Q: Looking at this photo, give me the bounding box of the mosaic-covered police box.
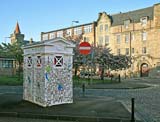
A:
[22,37,75,107]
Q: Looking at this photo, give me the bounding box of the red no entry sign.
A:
[79,42,91,55]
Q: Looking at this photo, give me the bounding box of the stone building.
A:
[0,22,33,76]
[41,3,160,78]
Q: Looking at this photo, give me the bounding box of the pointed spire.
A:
[14,22,21,34]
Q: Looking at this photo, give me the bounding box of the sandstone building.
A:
[41,3,160,77]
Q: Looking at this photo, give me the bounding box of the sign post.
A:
[79,42,92,87]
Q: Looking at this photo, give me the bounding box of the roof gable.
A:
[23,37,75,49]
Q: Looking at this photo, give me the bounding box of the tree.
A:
[94,46,113,80]
[0,40,23,79]
[94,45,132,80]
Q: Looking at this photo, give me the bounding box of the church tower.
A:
[10,22,24,44]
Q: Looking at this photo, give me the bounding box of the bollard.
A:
[131,98,135,122]
[118,74,121,83]
[82,83,85,97]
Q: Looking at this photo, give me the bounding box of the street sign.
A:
[79,42,91,55]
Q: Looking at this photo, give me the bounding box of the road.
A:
[0,77,160,122]
[75,78,160,122]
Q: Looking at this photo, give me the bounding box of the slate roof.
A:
[111,6,153,26]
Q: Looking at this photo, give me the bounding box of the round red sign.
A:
[78,42,91,55]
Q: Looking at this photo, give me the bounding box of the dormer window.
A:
[140,17,147,26]
[124,20,130,28]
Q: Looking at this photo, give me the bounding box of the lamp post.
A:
[72,21,79,26]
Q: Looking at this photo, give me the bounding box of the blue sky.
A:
[0,0,159,44]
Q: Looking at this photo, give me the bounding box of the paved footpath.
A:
[0,117,75,122]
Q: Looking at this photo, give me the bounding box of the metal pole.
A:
[131,98,135,122]
[82,83,85,97]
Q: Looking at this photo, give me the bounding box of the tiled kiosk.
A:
[22,38,75,107]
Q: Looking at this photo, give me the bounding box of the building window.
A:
[98,36,103,46]
[117,49,121,55]
[84,37,90,42]
[57,31,63,37]
[140,17,147,26]
[74,27,82,35]
[84,25,92,33]
[105,35,109,45]
[131,33,135,41]
[125,34,130,43]
[124,20,130,28]
[66,29,72,36]
[105,24,108,32]
[49,32,56,39]
[42,34,48,40]
[116,34,121,44]
[54,56,63,67]
[99,25,103,32]
[1,60,13,68]
[126,48,129,55]
[142,32,147,41]
[132,48,134,54]
[142,47,147,54]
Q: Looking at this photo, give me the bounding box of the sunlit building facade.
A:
[41,3,160,78]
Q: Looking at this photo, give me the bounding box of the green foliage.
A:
[0,40,24,79]
[0,41,23,63]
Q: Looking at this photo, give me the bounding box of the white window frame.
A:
[140,17,147,26]
[124,20,130,28]
[105,24,108,32]
[105,35,109,45]
[142,32,147,41]
[98,36,103,46]
[74,27,82,35]
[126,48,129,55]
[57,31,63,37]
[42,34,48,41]
[49,32,56,39]
[84,25,92,33]
[116,34,121,44]
[99,25,103,32]
[125,34,130,43]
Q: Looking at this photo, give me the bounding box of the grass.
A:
[0,75,23,85]
[73,76,115,87]
[0,75,115,86]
